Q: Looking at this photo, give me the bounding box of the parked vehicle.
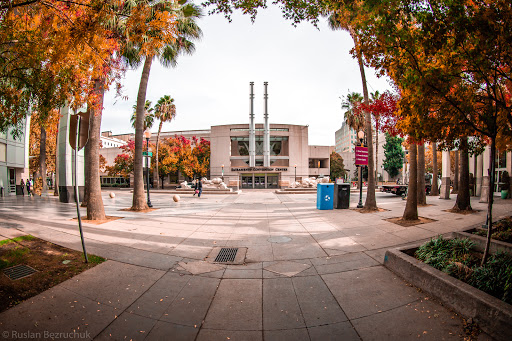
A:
[381,174,435,196]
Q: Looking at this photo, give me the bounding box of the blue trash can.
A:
[317,183,334,210]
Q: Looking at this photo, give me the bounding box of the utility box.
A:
[317,183,334,210]
[334,183,350,209]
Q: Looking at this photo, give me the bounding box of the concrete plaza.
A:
[0,190,509,340]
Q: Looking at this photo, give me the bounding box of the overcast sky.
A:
[100,4,392,146]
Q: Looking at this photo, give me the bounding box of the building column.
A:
[57,105,85,203]
[249,82,255,167]
[469,154,475,196]
[480,146,490,203]
[476,152,483,197]
[440,150,451,199]
[507,151,512,197]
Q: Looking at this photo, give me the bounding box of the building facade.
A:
[335,121,394,182]
[209,123,329,189]
[0,118,30,196]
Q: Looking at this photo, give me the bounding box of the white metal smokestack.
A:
[263,82,270,167]
[249,82,256,167]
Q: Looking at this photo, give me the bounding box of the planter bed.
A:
[456,229,512,254]
[384,234,512,341]
[463,216,512,245]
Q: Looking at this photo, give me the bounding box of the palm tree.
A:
[122,0,202,211]
[341,92,364,132]
[342,92,364,189]
[371,90,381,185]
[430,143,439,196]
[154,95,176,188]
[131,100,155,130]
[329,12,377,210]
[417,143,426,205]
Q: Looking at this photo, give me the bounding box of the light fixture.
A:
[144,129,152,139]
[357,130,364,140]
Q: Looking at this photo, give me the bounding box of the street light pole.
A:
[357,130,365,208]
[144,129,152,208]
[294,164,297,184]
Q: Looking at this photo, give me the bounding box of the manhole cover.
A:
[268,236,292,243]
[215,248,239,263]
[3,265,38,280]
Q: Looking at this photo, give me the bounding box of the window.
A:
[230,128,289,132]
[0,142,6,162]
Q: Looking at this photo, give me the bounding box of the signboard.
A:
[69,111,90,151]
[355,146,368,166]
[142,152,153,156]
[231,167,288,172]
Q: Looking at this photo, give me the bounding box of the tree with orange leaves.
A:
[192,137,211,178]
[122,0,202,211]
[353,0,512,263]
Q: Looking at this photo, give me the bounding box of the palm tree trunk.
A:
[482,136,497,265]
[417,143,426,205]
[39,126,47,194]
[403,144,418,220]
[453,137,471,212]
[82,133,90,207]
[452,150,459,193]
[132,57,153,211]
[86,78,106,220]
[154,120,163,189]
[375,123,379,186]
[430,143,439,196]
[350,29,376,210]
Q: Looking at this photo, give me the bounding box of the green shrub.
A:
[473,217,512,243]
[417,237,512,304]
[415,236,475,271]
[470,252,512,304]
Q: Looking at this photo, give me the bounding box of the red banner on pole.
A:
[355,146,368,166]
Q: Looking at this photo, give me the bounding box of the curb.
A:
[384,239,512,341]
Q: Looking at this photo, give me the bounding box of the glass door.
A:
[241,175,253,189]
[267,175,278,189]
[254,175,266,189]
[8,168,15,194]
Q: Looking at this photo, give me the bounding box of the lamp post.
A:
[357,130,365,208]
[144,129,152,208]
[221,164,224,182]
[294,164,297,184]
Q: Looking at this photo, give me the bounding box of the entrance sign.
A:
[232,167,287,172]
[355,146,368,166]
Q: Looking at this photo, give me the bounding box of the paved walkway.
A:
[0,190,509,340]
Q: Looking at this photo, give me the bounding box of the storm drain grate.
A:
[214,248,239,263]
[3,265,38,280]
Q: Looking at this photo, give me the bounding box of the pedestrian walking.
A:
[20,179,25,196]
[26,179,31,197]
[194,178,203,198]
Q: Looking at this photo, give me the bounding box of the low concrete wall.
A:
[456,229,512,254]
[384,239,512,341]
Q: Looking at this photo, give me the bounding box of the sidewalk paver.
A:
[1,190,508,340]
